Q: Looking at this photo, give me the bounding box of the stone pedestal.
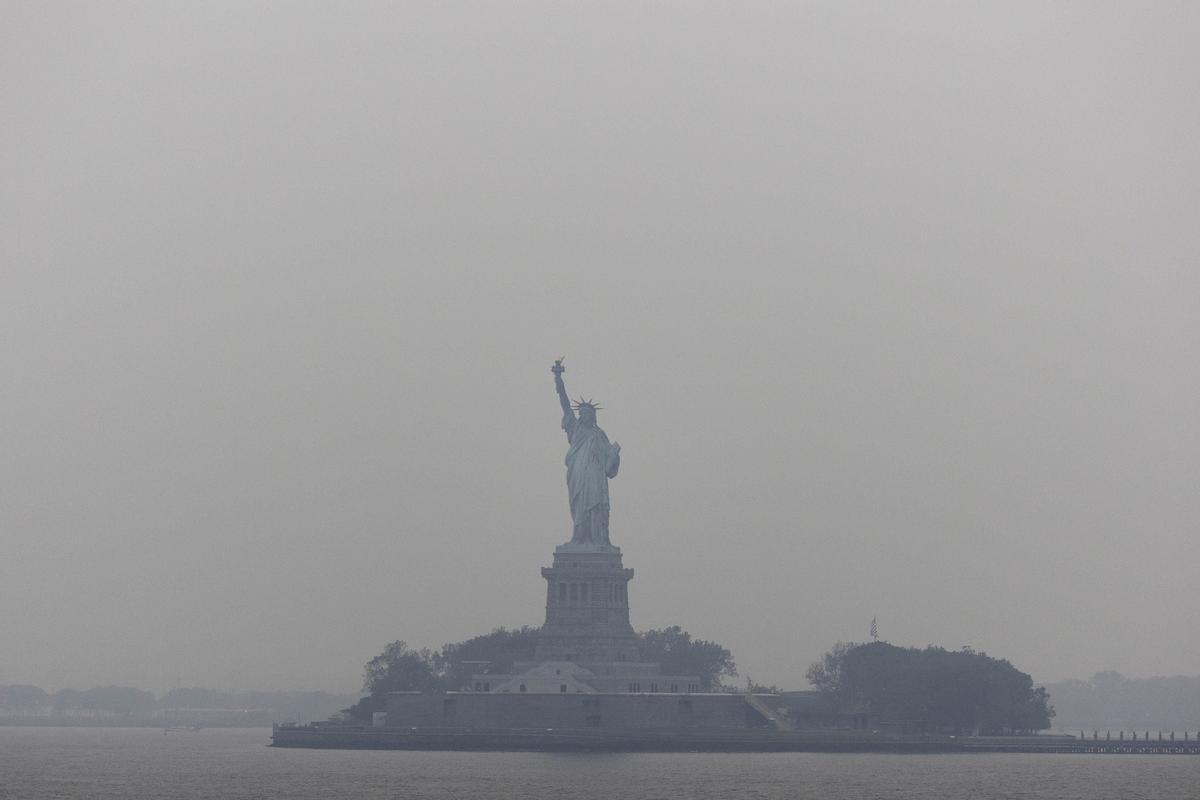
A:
[470,540,701,695]
[535,544,640,663]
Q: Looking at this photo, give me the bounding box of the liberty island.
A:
[270,362,1194,754]
[275,360,846,745]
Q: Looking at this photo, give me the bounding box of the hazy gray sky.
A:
[2,2,1197,694]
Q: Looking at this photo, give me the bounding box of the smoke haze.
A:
[2,2,1197,693]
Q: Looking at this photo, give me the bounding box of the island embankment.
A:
[270,725,1200,754]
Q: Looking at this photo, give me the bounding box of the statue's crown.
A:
[572,397,602,413]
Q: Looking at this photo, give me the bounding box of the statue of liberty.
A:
[552,359,620,547]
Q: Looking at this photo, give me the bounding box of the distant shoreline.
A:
[0,719,275,729]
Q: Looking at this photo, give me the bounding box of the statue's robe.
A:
[563,411,620,545]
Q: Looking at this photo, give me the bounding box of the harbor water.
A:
[2,726,1198,799]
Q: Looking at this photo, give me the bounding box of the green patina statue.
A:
[552,359,620,548]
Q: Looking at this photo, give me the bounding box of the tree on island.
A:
[807,641,1054,734]
[638,626,737,690]
[434,627,541,691]
[343,640,442,720]
[343,626,738,720]
[343,631,537,720]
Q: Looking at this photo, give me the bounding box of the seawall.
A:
[270,725,1200,754]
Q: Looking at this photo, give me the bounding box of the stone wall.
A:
[386,691,757,730]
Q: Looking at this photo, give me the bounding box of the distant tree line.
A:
[0,684,358,723]
[344,626,737,721]
[1042,671,1200,731]
[0,685,156,715]
[807,641,1054,734]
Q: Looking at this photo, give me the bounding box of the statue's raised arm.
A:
[552,358,573,425]
[550,359,619,549]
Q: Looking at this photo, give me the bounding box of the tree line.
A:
[807,641,1054,734]
[0,684,358,722]
[344,626,737,720]
[1042,671,1200,731]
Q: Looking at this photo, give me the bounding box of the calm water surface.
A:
[2,727,1198,800]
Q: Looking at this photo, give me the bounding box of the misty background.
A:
[2,2,1197,697]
